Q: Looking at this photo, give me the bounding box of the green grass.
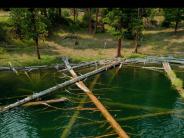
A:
[0,11,184,66]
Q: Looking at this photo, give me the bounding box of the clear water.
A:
[0,66,184,138]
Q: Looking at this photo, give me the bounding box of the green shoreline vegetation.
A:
[0,8,184,66]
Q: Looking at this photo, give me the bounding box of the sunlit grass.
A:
[0,11,184,66]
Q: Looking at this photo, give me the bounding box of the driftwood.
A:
[0,58,121,112]
[62,57,129,138]
[162,62,184,97]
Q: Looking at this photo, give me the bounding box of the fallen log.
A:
[0,58,121,112]
[59,60,102,72]
[124,56,184,65]
[62,57,129,138]
[162,62,184,98]
[0,64,65,72]
[0,58,115,72]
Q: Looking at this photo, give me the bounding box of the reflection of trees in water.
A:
[18,71,61,93]
[0,109,39,138]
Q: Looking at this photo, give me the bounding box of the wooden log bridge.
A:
[0,58,121,112]
[62,57,129,138]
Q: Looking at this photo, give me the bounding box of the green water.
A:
[0,66,184,138]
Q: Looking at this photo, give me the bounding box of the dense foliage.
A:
[163,8,184,33]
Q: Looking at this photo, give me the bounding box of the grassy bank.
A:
[0,12,184,66]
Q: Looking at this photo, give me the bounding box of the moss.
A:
[166,70,184,97]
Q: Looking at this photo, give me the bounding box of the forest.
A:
[0,8,184,138]
[0,8,183,65]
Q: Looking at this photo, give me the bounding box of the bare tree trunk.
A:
[95,8,99,33]
[116,38,122,57]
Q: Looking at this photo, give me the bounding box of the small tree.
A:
[10,8,48,59]
[163,8,184,34]
[130,8,144,53]
[10,8,27,39]
[103,8,125,57]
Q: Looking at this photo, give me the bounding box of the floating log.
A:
[62,57,129,138]
[0,58,121,112]
[162,62,184,97]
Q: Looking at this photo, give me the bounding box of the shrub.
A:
[62,9,70,17]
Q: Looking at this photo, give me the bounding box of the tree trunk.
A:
[116,38,122,57]
[95,8,99,33]
[88,8,92,34]
[134,34,138,53]
[175,20,179,34]
[35,37,41,59]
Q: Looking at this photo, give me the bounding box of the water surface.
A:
[0,66,184,138]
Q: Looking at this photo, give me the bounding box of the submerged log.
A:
[62,57,129,138]
[162,62,184,97]
[23,98,68,107]
[0,58,121,112]
[61,74,100,138]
